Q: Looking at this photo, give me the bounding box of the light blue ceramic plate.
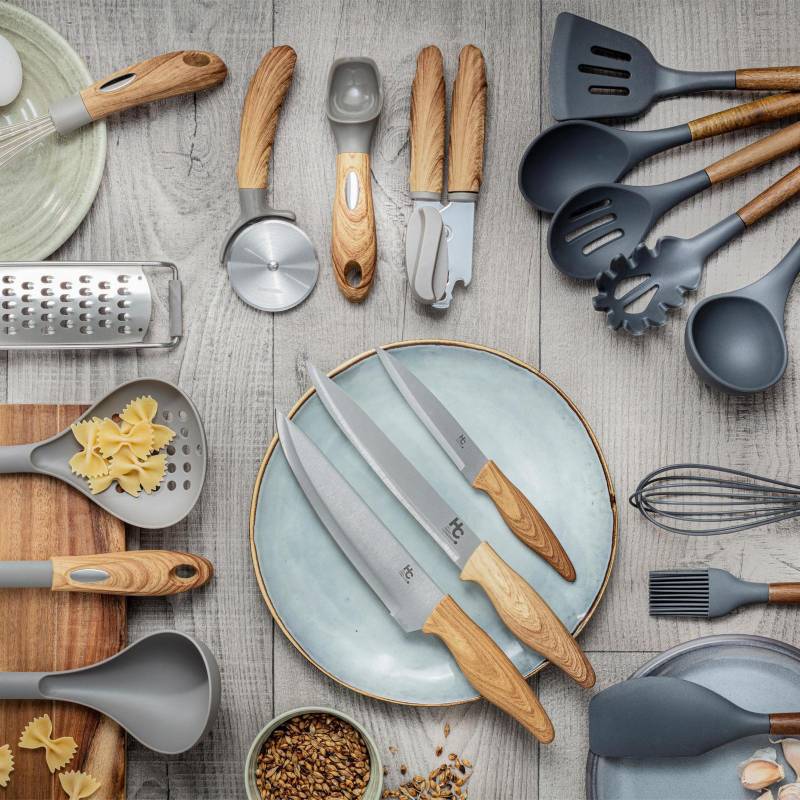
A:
[587,635,800,799]
[251,342,617,705]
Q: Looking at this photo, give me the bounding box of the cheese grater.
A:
[0,261,181,350]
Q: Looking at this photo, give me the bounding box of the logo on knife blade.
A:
[443,517,465,545]
[399,564,414,584]
[457,433,467,448]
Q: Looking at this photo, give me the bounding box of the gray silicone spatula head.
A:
[589,676,769,758]
[0,378,207,528]
[40,630,221,754]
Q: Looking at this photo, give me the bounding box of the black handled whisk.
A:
[630,463,800,535]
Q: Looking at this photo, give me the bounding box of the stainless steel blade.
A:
[308,364,483,569]
[375,347,487,483]
[276,413,444,633]
[434,200,475,309]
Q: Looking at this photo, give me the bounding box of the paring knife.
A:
[307,364,595,688]
[0,550,213,595]
[375,347,575,581]
[276,412,554,742]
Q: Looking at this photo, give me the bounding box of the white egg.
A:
[0,34,22,107]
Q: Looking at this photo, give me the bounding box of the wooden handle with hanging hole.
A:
[81,51,227,122]
[410,46,446,195]
[689,93,800,141]
[738,163,800,226]
[736,68,800,90]
[473,460,576,582]
[460,541,595,688]
[423,594,555,742]
[448,45,487,194]
[768,583,800,603]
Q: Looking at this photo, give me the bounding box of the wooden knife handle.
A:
[423,594,555,742]
[738,163,800,226]
[447,45,487,195]
[736,68,800,90]
[705,120,800,185]
[409,46,446,196]
[50,550,213,596]
[81,51,227,122]
[770,712,800,734]
[688,93,800,141]
[768,583,800,603]
[237,46,297,190]
[460,541,595,688]
[473,460,575,582]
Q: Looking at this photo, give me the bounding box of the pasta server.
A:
[0,261,181,350]
[0,550,212,595]
[0,50,227,170]
[0,378,207,528]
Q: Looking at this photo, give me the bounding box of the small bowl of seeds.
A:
[244,707,383,800]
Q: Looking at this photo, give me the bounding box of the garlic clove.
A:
[779,784,800,800]
[759,791,775,800]
[778,739,800,780]
[739,747,785,791]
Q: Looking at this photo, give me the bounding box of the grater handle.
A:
[0,443,38,473]
[168,279,183,342]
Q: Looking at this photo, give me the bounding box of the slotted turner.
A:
[550,12,800,121]
[593,163,800,334]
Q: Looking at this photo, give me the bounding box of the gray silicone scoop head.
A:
[326,57,383,152]
[589,676,769,758]
[40,630,221,754]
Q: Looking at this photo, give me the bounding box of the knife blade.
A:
[375,346,576,582]
[276,412,555,742]
[307,364,595,689]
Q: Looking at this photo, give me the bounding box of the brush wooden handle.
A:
[705,120,800,185]
[768,583,800,603]
[448,45,486,195]
[237,46,297,190]
[331,152,377,302]
[738,163,800,226]
[736,68,800,90]
[50,550,213,596]
[423,594,554,742]
[770,712,800,734]
[409,46,446,196]
[688,93,800,141]
[81,51,227,122]
[473,460,576,582]
[460,541,595,688]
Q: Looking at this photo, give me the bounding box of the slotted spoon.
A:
[0,378,206,528]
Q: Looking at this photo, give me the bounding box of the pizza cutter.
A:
[221,46,318,312]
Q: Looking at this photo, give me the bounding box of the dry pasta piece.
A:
[87,473,114,495]
[19,715,77,773]
[68,420,107,479]
[120,395,176,450]
[96,418,153,460]
[0,744,13,787]
[59,770,101,800]
[108,451,167,496]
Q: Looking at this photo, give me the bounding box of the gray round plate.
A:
[587,634,800,800]
[250,341,616,705]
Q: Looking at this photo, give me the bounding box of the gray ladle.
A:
[518,93,800,214]
[686,237,800,394]
[0,630,220,754]
[0,378,207,528]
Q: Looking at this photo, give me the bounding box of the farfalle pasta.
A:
[97,418,153,460]
[59,770,101,800]
[19,714,77,773]
[109,451,167,497]
[0,744,13,787]
[68,420,107,479]
[121,396,175,450]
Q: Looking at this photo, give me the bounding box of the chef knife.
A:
[307,364,595,688]
[276,412,555,742]
[375,346,575,581]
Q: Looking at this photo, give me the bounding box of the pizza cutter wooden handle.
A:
[423,594,555,742]
[736,68,800,90]
[688,93,800,141]
[460,542,595,689]
[738,163,800,226]
[80,51,227,122]
[237,46,297,190]
[473,460,576,582]
[409,46,445,196]
[50,550,213,595]
[448,45,486,195]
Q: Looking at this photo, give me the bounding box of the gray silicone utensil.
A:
[548,120,800,280]
[0,630,220,754]
[221,46,318,313]
[685,237,800,393]
[0,378,207,528]
[589,675,800,758]
[594,163,800,334]
[519,94,800,214]
[550,12,800,121]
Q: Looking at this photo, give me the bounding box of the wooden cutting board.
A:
[0,405,126,800]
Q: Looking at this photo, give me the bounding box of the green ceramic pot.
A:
[244,706,383,800]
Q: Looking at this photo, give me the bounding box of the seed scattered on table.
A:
[381,745,473,799]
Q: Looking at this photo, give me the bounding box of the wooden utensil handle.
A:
[705,120,800,184]
[737,68,800,90]
[768,583,800,603]
[460,541,595,688]
[237,46,297,190]
[331,152,377,302]
[472,460,576,582]
[738,163,800,226]
[423,594,555,742]
[689,93,800,141]
[770,712,800,734]
[448,45,487,195]
[50,550,213,595]
[409,46,446,196]
[81,51,227,122]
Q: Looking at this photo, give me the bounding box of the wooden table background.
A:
[8,0,800,797]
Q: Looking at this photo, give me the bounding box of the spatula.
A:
[550,12,800,121]
[589,676,800,757]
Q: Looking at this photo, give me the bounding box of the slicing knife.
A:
[307,364,595,689]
